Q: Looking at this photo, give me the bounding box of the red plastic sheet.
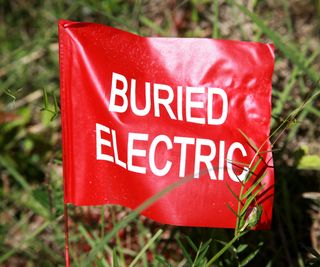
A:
[59,20,275,228]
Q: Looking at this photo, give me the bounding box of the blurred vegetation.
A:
[0,0,319,266]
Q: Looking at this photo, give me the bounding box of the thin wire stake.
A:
[64,204,70,267]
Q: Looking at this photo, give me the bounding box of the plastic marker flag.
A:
[59,20,275,229]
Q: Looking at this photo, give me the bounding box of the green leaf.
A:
[41,88,49,110]
[236,244,248,254]
[239,242,263,266]
[245,205,263,230]
[298,155,320,170]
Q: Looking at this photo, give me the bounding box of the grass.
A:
[1,0,320,266]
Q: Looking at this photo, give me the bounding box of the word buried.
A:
[96,123,249,182]
[109,72,228,125]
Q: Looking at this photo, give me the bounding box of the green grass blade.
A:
[113,248,119,267]
[192,239,212,267]
[176,236,193,265]
[272,66,300,126]
[239,242,263,266]
[205,233,246,267]
[241,171,268,201]
[129,229,163,267]
[245,157,263,183]
[100,206,105,239]
[155,255,171,266]
[228,160,250,167]
[226,203,240,218]
[139,16,167,36]
[78,224,110,267]
[226,182,242,202]
[197,239,211,265]
[238,129,259,152]
[186,236,198,252]
[42,88,49,110]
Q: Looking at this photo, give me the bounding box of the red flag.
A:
[59,20,274,228]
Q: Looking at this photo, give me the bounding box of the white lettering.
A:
[127,133,148,174]
[177,85,183,121]
[208,88,228,125]
[174,136,195,177]
[218,141,225,180]
[109,72,128,113]
[186,87,205,124]
[96,123,114,162]
[111,129,126,169]
[194,138,217,179]
[130,79,151,116]
[227,142,249,182]
[149,135,172,176]
[154,83,176,119]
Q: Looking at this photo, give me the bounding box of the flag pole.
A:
[64,203,70,267]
